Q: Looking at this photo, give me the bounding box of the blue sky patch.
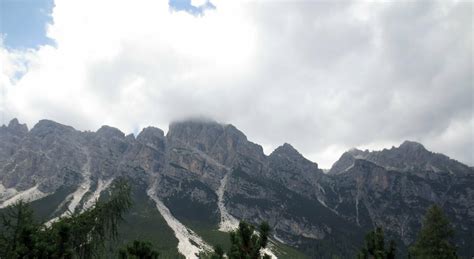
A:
[0,0,55,49]
[0,0,214,50]
[169,0,215,16]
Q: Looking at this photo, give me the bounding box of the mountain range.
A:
[0,118,473,258]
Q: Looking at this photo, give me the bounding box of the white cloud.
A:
[0,0,472,168]
[190,0,208,8]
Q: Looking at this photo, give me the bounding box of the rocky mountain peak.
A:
[274,142,298,153]
[167,119,265,166]
[347,148,367,156]
[167,119,224,145]
[169,119,244,146]
[137,126,165,149]
[30,119,75,137]
[5,118,28,135]
[0,117,473,258]
[398,140,426,151]
[328,150,358,175]
[270,143,308,162]
[329,140,472,175]
[96,125,125,138]
[137,126,164,140]
[269,142,320,175]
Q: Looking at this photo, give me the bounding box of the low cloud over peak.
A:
[0,0,472,168]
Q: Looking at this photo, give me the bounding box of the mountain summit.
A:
[0,118,472,258]
[328,140,471,176]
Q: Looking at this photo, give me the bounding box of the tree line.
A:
[0,179,158,259]
[357,205,458,259]
[0,179,459,258]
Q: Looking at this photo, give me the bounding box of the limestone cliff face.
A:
[327,145,474,252]
[0,120,86,192]
[268,143,325,199]
[0,118,473,257]
[328,141,472,176]
[167,120,265,168]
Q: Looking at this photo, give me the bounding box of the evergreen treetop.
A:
[410,205,457,259]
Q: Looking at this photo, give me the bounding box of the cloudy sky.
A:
[0,0,472,168]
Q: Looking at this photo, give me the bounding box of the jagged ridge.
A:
[0,118,473,258]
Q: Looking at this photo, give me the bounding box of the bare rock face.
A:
[1,118,473,257]
[327,148,474,253]
[327,149,364,175]
[268,143,329,205]
[167,119,265,167]
[0,119,86,192]
[0,119,28,169]
[6,118,28,135]
[328,140,471,176]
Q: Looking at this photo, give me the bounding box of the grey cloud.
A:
[231,1,473,166]
[5,0,471,168]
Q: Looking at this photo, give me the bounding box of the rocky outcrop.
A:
[0,118,473,258]
[328,141,472,176]
[327,147,474,254]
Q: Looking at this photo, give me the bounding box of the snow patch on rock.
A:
[147,185,212,259]
[0,183,18,203]
[62,149,92,216]
[217,172,239,232]
[0,185,47,208]
[261,247,278,259]
[47,149,93,225]
[82,178,113,211]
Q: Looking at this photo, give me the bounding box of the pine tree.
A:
[357,227,397,259]
[0,178,132,258]
[119,240,160,259]
[410,205,457,259]
[386,240,396,259]
[209,221,272,259]
[210,244,224,259]
[0,200,39,258]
